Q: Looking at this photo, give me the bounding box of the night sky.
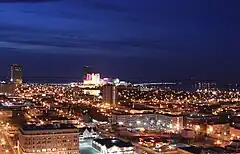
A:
[0,0,240,83]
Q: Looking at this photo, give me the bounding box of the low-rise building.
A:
[110,113,157,129]
[79,127,98,141]
[206,122,230,141]
[184,113,219,129]
[110,113,183,131]
[157,114,183,132]
[19,124,80,154]
[37,115,79,125]
[138,137,170,149]
[181,129,196,139]
[230,124,240,140]
[92,138,134,154]
[0,82,15,95]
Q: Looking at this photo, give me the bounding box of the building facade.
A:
[110,113,157,129]
[0,82,15,95]
[102,84,117,106]
[18,124,80,154]
[110,113,183,131]
[79,127,98,141]
[10,64,22,84]
[230,125,240,140]
[92,138,134,154]
[83,73,101,85]
[157,114,183,132]
[206,123,230,141]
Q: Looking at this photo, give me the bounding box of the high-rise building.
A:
[18,124,80,154]
[102,84,117,106]
[83,65,93,80]
[10,64,22,84]
[83,73,101,85]
[0,82,15,95]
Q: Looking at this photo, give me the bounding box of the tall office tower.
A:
[10,64,22,84]
[102,84,117,106]
[18,124,80,154]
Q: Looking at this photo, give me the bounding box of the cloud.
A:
[20,9,89,20]
[84,0,128,13]
[0,0,59,3]
[0,22,181,58]
[0,38,169,57]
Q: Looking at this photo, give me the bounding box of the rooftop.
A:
[179,146,203,154]
[186,113,216,118]
[93,138,133,148]
[231,123,240,129]
[79,127,97,133]
[131,104,153,110]
[140,137,169,143]
[37,115,73,121]
[20,124,78,131]
[203,147,228,153]
[159,113,183,117]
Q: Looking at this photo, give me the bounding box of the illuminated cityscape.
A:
[0,1,240,154]
[0,64,238,154]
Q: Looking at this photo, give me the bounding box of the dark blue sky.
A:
[0,0,240,83]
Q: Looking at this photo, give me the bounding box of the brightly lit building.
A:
[83,89,101,96]
[83,73,101,85]
[18,124,80,154]
[79,127,98,141]
[101,78,113,85]
[194,82,216,90]
[92,138,134,154]
[111,113,183,131]
[138,137,176,152]
[100,78,121,85]
[110,113,157,130]
[157,114,183,132]
[206,122,230,141]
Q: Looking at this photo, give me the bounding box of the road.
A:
[0,130,14,154]
[2,129,17,154]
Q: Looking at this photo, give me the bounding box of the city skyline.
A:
[0,0,240,83]
[1,63,240,85]
[0,1,240,153]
